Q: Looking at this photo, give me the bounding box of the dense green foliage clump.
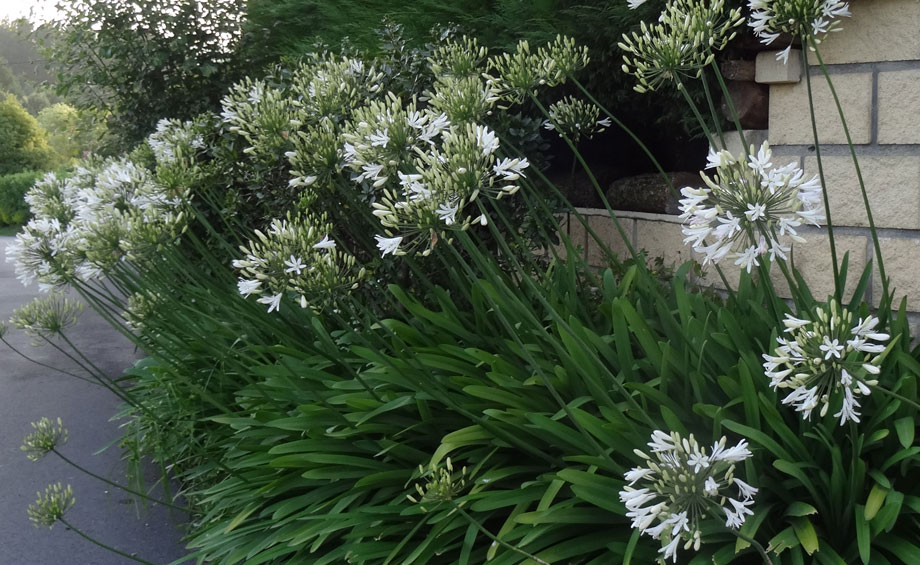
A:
[0,94,57,175]
[0,170,41,225]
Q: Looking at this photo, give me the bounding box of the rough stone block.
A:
[779,232,868,301]
[720,59,755,81]
[817,0,920,64]
[769,72,872,144]
[878,69,920,144]
[803,155,920,229]
[634,218,695,269]
[722,81,769,129]
[586,214,633,266]
[755,50,802,84]
[607,172,694,215]
[873,236,920,309]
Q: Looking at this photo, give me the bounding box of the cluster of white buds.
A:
[763,300,889,424]
[28,483,75,529]
[620,0,743,93]
[220,78,300,158]
[147,118,205,167]
[407,457,468,511]
[21,417,68,461]
[543,96,611,144]
[679,141,824,273]
[232,213,365,313]
[290,54,385,124]
[370,123,529,257]
[428,36,489,79]
[749,0,851,63]
[486,35,589,104]
[620,431,757,563]
[10,292,83,341]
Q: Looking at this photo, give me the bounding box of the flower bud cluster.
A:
[763,299,889,425]
[220,78,299,159]
[28,483,75,528]
[147,118,205,167]
[619,0,743,93]
[678,141,824,273]
[543,96,611,144]
[10,292,83,340]
[486,35,589,104]
[232,213,365,313]
[749,0,851,63]
[620,431,757,563]
[21,417,69,461]
[407,457,467,511]
[291,55,385,124]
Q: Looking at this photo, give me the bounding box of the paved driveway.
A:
[0,237,188,564]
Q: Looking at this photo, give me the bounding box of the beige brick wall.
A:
[877,69,920,144]
[817,0,920,64]
[769,72,872,145]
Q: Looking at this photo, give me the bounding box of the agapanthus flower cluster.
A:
[426,74,500,124]
[370,123,529,257]
[6,156,190,290]
[232,213,365,313]
[620,0,743,92]
[28,482,75,528]
[486,35,589,104]
[679,141,824,273]
[220,78,299,158]
[749,0,851,63]
[147,118,205,167]
[290,54,385,123]
[407,457,468,511]
[10,292,83,341]
[341,94,450,195]
[763,300,889,424]
[428,36,489,79]
[620,431,757,563]
[21,417,68,461]
[543,96,611,143]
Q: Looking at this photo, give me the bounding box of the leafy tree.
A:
[37,0,252,150]
[0,93,57,174]
[37,102,107,162]
[0,19,59,114]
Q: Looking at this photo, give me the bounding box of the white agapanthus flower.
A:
[620,431,757,563]
[763,299,889,424]
[627,0,648,8]
[233,213,365,313]
[543,96,611,144]
[748,0,851,63]
[678,141,824,273]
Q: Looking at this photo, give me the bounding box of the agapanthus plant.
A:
[748,0,851,63]
[486,35,589,104]
[679,141,824,273]
[232,212,365,313]
[763,299,889,424]
[620,0,743,92]
[620,430,757,563]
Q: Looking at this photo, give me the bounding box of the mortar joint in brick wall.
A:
[870,68,879,145]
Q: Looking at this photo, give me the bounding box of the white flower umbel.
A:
[370,123,528,256]
[678,141,824,272]
[232,213,365,313]
[486,35,589,104]
[619,0,743,93]
[620,431,757,563]
[748,0,851,63]
[763,299,889,424]
[543,96,611,144]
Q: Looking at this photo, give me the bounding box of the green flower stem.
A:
[58,518,155,565]
[529,94,638,260]
[800,37,842,303]
[700,70,728,149]
[709,60,749,152]
[871,385,920,414]
[571,76,738,296]
[809,38,891,314]
[0,337,101,386]
[729,529,774,565]
[51,448,190,514]
[451,502,550,565]
[675,76,717,149]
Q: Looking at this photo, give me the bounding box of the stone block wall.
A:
[576,0,920,313]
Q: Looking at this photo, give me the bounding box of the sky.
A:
[0,0,59,23]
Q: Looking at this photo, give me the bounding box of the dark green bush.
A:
[0,170,41,225]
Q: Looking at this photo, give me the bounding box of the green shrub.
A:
[0,170,41,225]
[0,94,57,175]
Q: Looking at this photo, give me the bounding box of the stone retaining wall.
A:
[582,0,920,312]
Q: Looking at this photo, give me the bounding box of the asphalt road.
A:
[0,237,189,564]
